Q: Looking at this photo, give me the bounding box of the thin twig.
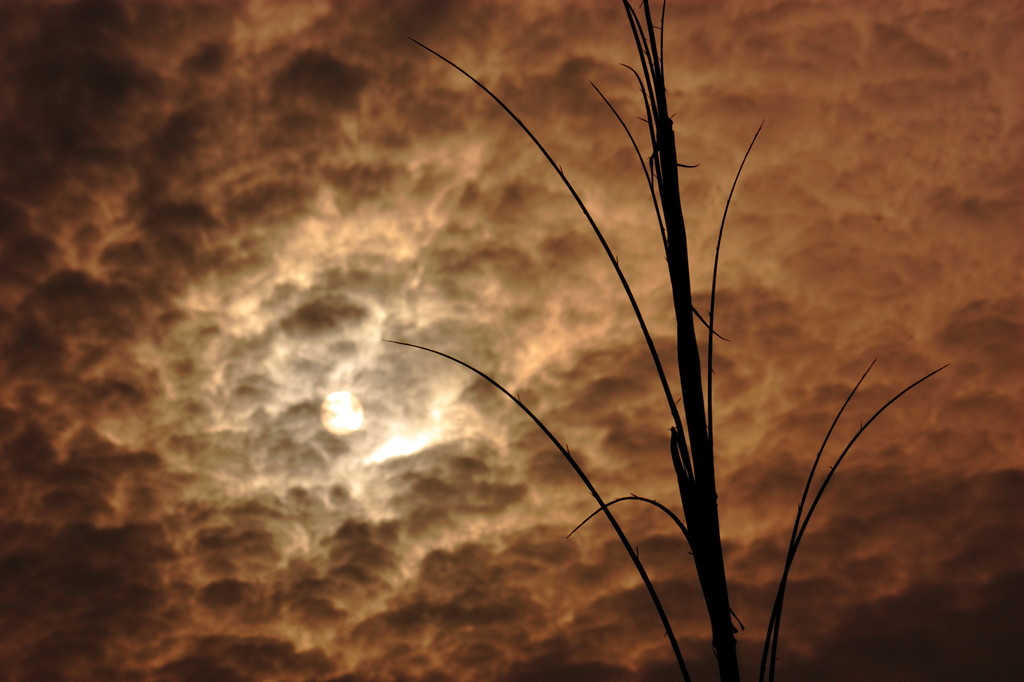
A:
[760,362,948,682]
[386,339,693,682]
[568,494,689,542]
[591,80,666,249]
[707,121,763,472]
[409,37,688,467]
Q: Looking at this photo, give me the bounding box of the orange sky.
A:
[0,1,1021,680]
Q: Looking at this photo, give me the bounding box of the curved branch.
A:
[591,80,667,250]
[386,340,692,682]
[592,80,727,345]
[567,494,689,542]
[707,121,762,470]
[410,38,687,477]
[760,362,948,682]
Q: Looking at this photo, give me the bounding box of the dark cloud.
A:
[937,296,1023,369]
[281,295,369,338]
[225,179,319,225]
[20,269,145,342]
[0,518,177,681]
[383,441,528,534]
[324,519,400,588]
[272,50,370,112]
[775,569,1024,682]
[323,161,400,203]
[197,577,255,610]
[348,539,544,680]
[156,635,335,682]
[0,199,57,298]
[181,41,228,76]
[193,525,281,576]
[497,648,631,682]
[280,573,347,625]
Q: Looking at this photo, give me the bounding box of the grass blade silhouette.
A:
[407,36,687,462]
[759,362,948,682]
[386,339,693,681]
[569,494,689,542]
[707,123,762,470]
[402,2,946,679]
[620,2,741,677]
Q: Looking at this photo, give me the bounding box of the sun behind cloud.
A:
[320,391,365,434]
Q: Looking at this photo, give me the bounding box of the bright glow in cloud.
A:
[321,391,365,434]
[364,433,432,465]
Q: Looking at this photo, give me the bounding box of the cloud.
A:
[0,0,1020,680]
[382,440,528,535]
[272,50,370,112]
[156,635,335,682]
[281,295,370,339]
[0,517,177,680]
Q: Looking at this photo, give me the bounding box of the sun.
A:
[320,391,364,435]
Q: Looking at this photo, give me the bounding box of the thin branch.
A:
[622,5,661,135]
[591,81,727,345]
[568,494,689,542]
[658,0,667,78]
[409,37,687,462]
[591,81,666,250]
[623,0,702,490]
[671,426,695,494]
[759,359,875,682]
[622,62,662,238]
[692,306,731,342]
[707,121,762,471]
[760,362,948,682]
[386,340,693,682]
[641,0,664,87]
[625,2,658,96]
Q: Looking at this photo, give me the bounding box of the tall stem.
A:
[660,114,741,682]
[629,1,741,678]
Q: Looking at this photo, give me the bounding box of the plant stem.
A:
[625,2,741,678]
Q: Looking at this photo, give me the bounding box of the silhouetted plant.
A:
[390,2,945,680]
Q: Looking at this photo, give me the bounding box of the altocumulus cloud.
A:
[0,1,1021,681]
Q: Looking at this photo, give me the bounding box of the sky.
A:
[0,1,1021,681]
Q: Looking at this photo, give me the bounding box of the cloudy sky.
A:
[1,1,1021,680]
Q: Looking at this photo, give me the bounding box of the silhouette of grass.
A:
[758,360,947,682]
[385,339,693,681]
[392,2,946,680]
